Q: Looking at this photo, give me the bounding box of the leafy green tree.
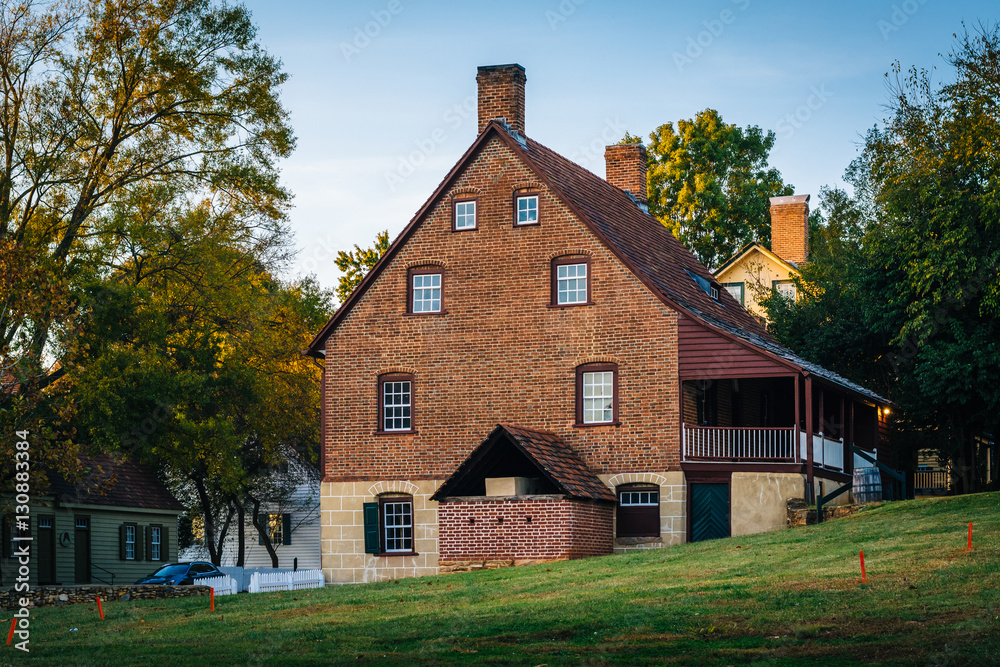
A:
[0,0,294,488]
[764,27,1000,492]
[647,109,793,268]
[335,230,390,305]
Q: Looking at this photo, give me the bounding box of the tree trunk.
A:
[233,496,246,567]
[193,476,218,564]
[249,497,279,568]
[213,505,235,567]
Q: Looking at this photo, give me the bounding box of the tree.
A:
[0,0,294,487]
[647,109,793,268]
[763,26,1000,492]
[334,230,389,305]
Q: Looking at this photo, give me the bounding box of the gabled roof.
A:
[431,424,616,503]
[307,121,767,355]
[47,454,185,512]
[306,122,889,407]
[713,242,801,278]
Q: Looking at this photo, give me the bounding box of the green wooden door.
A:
[690,483,730,542]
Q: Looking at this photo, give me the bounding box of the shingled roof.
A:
[47,454,185,512]
[306,122,888,405]
[432,424,616,503]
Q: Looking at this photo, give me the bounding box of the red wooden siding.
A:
[678,314,794,379]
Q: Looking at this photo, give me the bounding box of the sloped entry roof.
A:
[431,424,616,503]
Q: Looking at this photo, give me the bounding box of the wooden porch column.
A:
[805,376,814,501]
[847,400,855,476]
[794,374,801,463]
[840,395,847,474]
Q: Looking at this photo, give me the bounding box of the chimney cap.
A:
[769,194,810,206]
[477,63,525,73]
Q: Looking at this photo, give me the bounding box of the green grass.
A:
[6,493,1000,666]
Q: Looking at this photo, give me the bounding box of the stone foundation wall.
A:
[2,584,210,610]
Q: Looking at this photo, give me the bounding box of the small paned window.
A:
[557,263,587,304]
[379,374,414,432]
[773,280,797,301]
[576,363,618,425]
[150,526,162,561]
[454,199,476,230]
[125,524,136,560]
[363,497,416,555]
[515,194,539,226]
[723,282,745,306]
[412,273,441,312]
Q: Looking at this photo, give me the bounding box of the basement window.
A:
[617,485,660,538]
[363,496,416,555]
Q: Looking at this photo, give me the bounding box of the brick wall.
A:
[438,498,612,564]
[769,195,809,265]
[604,144,648,204]
[322,135,681,485]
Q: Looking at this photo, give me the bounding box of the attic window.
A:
[686,269,720,300]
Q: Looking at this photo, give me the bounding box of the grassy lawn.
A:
[6,492,999,666]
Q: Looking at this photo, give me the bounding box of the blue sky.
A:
[240,0,999,294]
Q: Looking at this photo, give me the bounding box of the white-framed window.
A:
[267,513,283,545]
[515,194,539,225]
[454,200,476,230]
[583,370,615,424]
[557,263,588,304]
[382,379,412,431]
[411,273,441,313]
[619,489,659,506]
[723,282,745,306]
[383,500,413,553]
[774,280,797,301]
[150,525,162,561]
[125,524,136,560]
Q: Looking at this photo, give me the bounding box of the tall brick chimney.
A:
[769,194,810,265]
[605,144,648,206]
[477,64,526,135]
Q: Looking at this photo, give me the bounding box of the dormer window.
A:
[514,194,539,226]
[453,198,477,231]
[686,269,720,301]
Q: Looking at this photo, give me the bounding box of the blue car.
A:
[136,561,224,585]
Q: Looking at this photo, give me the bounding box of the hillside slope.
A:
[19,492,1000,666]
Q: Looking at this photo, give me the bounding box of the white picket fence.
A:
[247,569,325,594]
[200,574,238,596]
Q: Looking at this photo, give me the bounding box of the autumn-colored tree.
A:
[334,230,390,305]
[0,0,294,489]
[647,109,793,268]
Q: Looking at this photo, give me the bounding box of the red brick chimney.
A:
[769,194,810,265]
[477,64,526,135]
[605,144,648,206]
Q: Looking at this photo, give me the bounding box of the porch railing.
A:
[683,426,797,461]
[914,470,949,492]
[799,432,845,471]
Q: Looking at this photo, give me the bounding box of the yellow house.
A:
[713,194,810,321]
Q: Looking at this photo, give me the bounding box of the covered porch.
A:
[681,374,884,476]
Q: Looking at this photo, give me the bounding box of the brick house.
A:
[307,64,892,583]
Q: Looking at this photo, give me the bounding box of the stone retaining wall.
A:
[2,584,211,610]
[786,498,879,527]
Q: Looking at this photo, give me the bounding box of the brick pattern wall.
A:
[322,135,681,484]
[476,65,526,135]
[604,144,648,204]
[770,200,809,265]
[438,498,612,563]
